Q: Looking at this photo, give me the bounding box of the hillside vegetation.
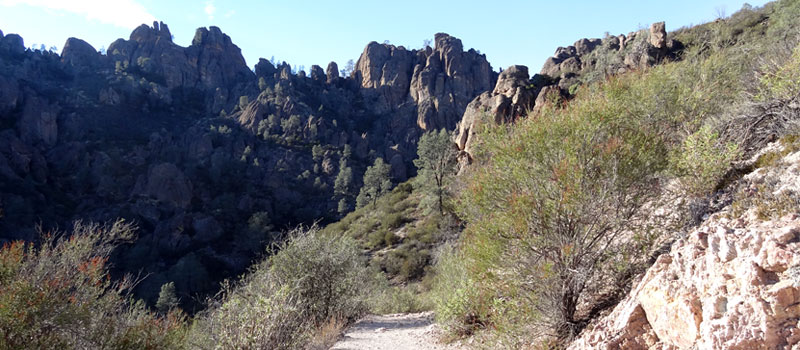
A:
[431,1,800,348]
[2,1,800,349]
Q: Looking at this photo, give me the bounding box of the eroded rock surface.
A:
[568,149,800,350]
[540,21,681,92]
[454,65,538,162]
[352,33,496,131]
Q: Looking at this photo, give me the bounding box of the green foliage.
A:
[0,220,186,350]
[268,226,374,324]
[758,44,800,103]
[369,283,432,315]
[431,245,485,336]
[729,183,800,221]
[258,77,268,91]
[356,157,392,208]
[312,144,325,161]
[334,159,354,215]
[267,114,280,130]
[671,125,740,196]
[439,48,749,343]
[257,119,270,139]
[766,0,800,43]
[238,95,249,110]
[334,160,353,197]
[414,129,459,215]
[281,115,302,136]
[343,144,353,159]
[156,282,180,313]
[337,198,350,215]
[242,211,274,253]
[192,226,374,349]
[323,179,456,285]
[463,77,666,339]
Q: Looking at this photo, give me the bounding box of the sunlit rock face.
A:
[568,149,800,350]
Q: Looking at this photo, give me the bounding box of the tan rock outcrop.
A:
[568,149,800,350]
[454,65,536,162]
[650,22,667,49]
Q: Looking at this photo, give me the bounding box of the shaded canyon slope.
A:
[0,22,497,304]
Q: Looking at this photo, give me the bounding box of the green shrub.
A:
[431,245,486,336]
[671,125,740,196]
[384,231,401,246]
[156,281,180,313]
[369,283,432,315]
[758,44,800,103]
[193,225,375,349]
[448,56,740,342]
[367,229,387,249]
[400,249,430,281]
[0,220,186,350]
[267,226,374,324]
[382,213,404,230]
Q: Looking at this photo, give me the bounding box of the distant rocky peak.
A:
[130,21,172,44]
[192,26,231,47]
[434,32,463,55]
[349,33,495,131]
[61,37,102,67]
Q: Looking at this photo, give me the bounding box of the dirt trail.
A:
[330,312,464,350]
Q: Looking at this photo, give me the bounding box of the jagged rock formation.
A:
[454,22,683,165]
[568,146,800,350]
[106,21,255,113]
[352,33,496,131]
[239,33,496,179]
[454,65,538,162]
[540,21,682,91]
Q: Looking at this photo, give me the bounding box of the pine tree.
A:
[413,129,458,215]
[155,281,179,313]
[334,159,354,215]
[356,158,392,208]
[334,159,353,197]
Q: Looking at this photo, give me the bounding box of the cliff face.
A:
[104,22,255,113]
[568,145,800,350]
[352,33,495,132]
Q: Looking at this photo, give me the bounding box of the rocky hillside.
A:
[0,22,496,306]
[453,21,680,165]
[569,140,800,350]
[427,2,800,348]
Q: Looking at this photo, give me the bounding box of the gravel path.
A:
[330,312,464,350]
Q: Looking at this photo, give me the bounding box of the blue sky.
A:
[0,0,770,73]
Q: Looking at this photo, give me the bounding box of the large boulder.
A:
[454,65,536,161]
[255,58,276,81]
[409,33,495,130]
[61,37,102,68]
[0,33,25,55]
[136,162,193,209]
[310,65,325,82]
[353,41,415,115]
[326,61,339,82]
[568,149,800,350]
[539,22,679,86]
[650,22,667,49]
